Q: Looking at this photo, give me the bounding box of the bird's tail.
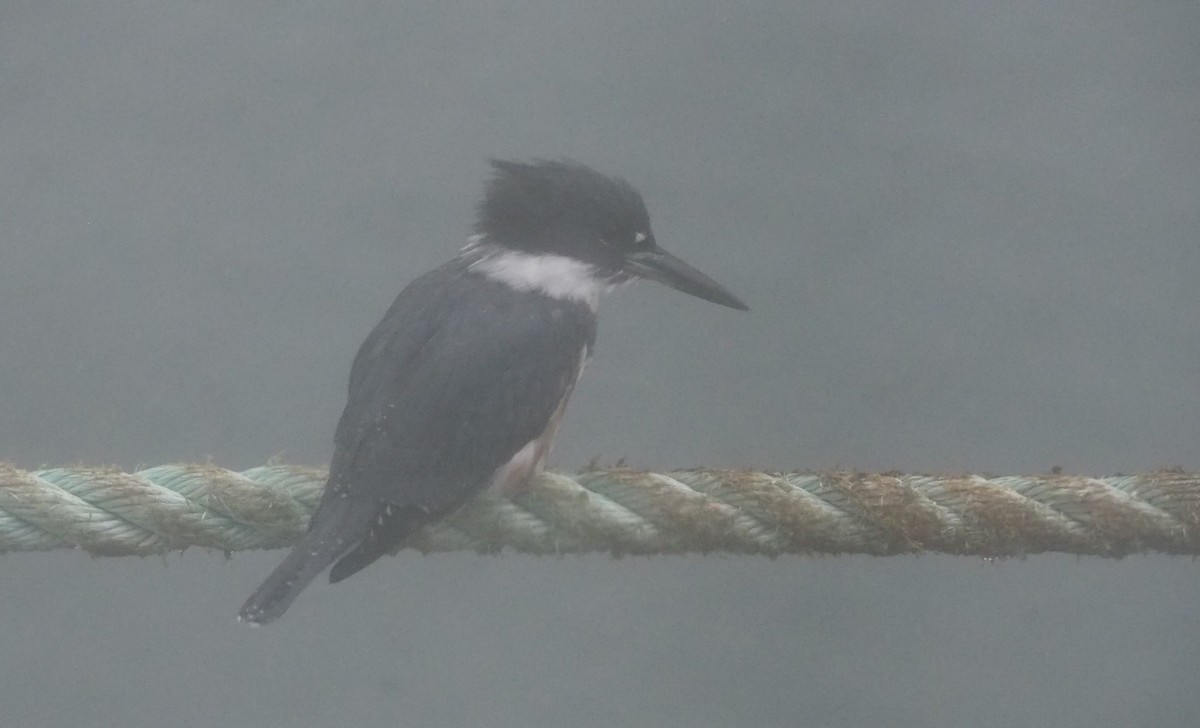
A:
[237,498,372,625]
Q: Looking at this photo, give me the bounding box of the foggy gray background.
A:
[2,1,1197,726]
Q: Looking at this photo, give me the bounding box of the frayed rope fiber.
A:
[1,463,1198,558]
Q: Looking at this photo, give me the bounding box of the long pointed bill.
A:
[626,248,749,311]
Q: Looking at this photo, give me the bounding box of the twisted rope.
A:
[1,463,1197,558]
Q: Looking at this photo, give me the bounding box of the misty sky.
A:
[2,2,1197,727]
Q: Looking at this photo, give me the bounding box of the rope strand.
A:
[1,463,1197,558]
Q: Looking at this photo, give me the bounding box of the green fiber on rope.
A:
[0,463,1197,558]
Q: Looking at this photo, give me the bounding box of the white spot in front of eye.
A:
[634,231,647,243]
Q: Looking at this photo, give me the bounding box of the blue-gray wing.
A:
[238,260,596,623]
[330,259,596,513]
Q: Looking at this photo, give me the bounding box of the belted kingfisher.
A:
[238,159,747,624]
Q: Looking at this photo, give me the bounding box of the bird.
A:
[238,159,747,624]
